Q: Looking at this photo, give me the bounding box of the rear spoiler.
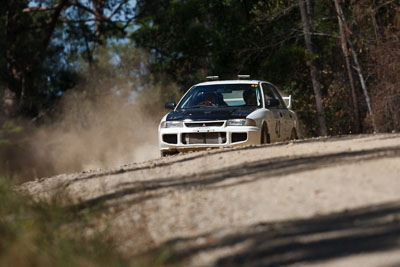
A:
[282,95,292,109]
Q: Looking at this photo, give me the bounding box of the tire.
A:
[260,123,270,144]
[290,128,298,140]
[161,150,178,157]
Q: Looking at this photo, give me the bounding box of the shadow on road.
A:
[73,145,400,210]
[70,134,398,184]
[150,201,400,266]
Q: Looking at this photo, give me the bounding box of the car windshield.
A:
[177,83,262,109]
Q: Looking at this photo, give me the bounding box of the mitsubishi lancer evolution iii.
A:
[158,76,301,156]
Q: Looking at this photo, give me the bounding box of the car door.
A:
[261,83,284,142]
[268,84,293,140]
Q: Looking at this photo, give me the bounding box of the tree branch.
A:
[22,5,61,12]
[109,0,130,18]
[70,0,107,20]
[59,18,127,23]
[42,0,70,50]
[25,1,132,38]
[70,0,129,35]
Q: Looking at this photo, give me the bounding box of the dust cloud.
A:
[30,89,161,176]
[1,47,182,182]
[1,79,179,182]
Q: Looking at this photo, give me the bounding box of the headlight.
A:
[161,121,183,128]
[226,118,256,126]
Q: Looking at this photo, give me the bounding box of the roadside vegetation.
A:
[0,178,120,266]
[0,177,171,267]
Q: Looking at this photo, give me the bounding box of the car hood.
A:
[166,107,257,121]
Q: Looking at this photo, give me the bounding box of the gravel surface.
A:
[20,133,400,266]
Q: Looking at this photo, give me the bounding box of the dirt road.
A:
[21,133,400,266]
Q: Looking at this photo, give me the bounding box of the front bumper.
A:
[158,121,260,152]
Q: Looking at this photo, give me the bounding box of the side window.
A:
[262,83,285,109]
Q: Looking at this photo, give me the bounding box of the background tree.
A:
[298,0,327,136]
[1,0,135,118]
[333,0,360,133]
[350,0,400,132]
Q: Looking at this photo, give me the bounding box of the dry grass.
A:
[0,178,173,267]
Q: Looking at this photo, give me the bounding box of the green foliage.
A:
[134,0,263,87]
[0,120,29,181]
[0,178,175,267]
[2,0,136,118]
[0,121,23,145]
[0,179,127,267]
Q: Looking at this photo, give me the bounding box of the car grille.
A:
[184,121,224,128]
[232,132,247,143]
[162,134,178,144]
[182,132,227,144]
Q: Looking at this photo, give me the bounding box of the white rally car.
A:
[158,77,301,156]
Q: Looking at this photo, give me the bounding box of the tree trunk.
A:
[349,41,377,132]
[333,0,360,133]
[2,88,17,117]
[3,0,21,117]
[335,3,378,133]
[299,0,327,136]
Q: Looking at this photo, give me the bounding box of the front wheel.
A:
[161,150,179,157]
[290,128,298,140]
[260,124,270,144]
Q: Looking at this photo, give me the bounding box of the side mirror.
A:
[266,98,280,108]
[282,95,292,109]
[165,101,176,110]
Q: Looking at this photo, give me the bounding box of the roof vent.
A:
[237,75,250,79]
[206,76,219,80]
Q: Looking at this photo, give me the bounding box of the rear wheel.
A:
[290,128,298,140]
[260,123,270,144]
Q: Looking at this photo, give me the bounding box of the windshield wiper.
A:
[184,105,209,109]
[182,104,231,109]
